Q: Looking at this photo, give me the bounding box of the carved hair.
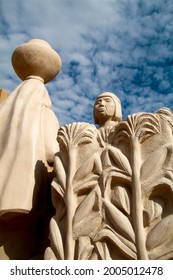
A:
[93,92,122,124]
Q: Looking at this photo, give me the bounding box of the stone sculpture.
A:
[93,92,122,128]
[45,89,173,259]
[0,39,173,260]
[0,39,61,259]
[0,39,61,212]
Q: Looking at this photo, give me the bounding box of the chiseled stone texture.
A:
[0,78,59,211]
[1,39,173,260]
[45,100,173,260]
[0,39,61,259]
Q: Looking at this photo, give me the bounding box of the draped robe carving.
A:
[0,77,59,212]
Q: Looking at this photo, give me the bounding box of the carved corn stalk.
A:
[57,122,97,259]
[115,113,161,259]
[65,145,77,260]
[131,133,147,259]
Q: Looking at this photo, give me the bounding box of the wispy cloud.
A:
[0,0,173,126]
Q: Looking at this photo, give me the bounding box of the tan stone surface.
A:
[45,95,173,260]
[0,78,59,211]
[0,39,61,259]
[0,39,61,211]
[93,92,122,128]
[12,39,62,84]
[1,39,173,260]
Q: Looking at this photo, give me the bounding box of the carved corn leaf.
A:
[115,113,161,145]
[112,186,130,215]
[57,122,96,151]
[73,188,101,225]
[130,113,161,143]
[97,126,115,147]
[73,211,102,238]
[93,228,136,259]
[44,247,57,260]
[114,121,132,145]
[74,174,99,194]
[73,157,94,182]
[148,237,173,260]
[52,178,65,199]
[140,145,168,182]
[51,189,66,222]
[77,236,94,260]
[156,107,173,130]
[103,199,135,242]
[73,152,102,182]
[146,214,173,251]
[104,169,132,185]
[54,155,66,190]
[95,241,111,260]
[49,217,64,260]
[147,198,164,224]
[101,148,112,169]
[108,146,132,175]
[73,188,102,237]
[135,114,161,143]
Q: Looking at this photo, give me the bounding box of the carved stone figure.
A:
[46,101,173,260]
[0,39,61,211]
[0,39,61,259]
[93,92,122,128]
[0,39,173,260]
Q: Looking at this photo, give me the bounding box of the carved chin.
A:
[96,110,107,118]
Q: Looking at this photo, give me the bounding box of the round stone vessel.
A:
[11,39,62,84]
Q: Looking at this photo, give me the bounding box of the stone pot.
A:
[11,39,62,84]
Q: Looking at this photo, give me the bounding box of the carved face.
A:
[94,96,115,122]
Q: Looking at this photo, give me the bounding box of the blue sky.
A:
[0,0,173,126]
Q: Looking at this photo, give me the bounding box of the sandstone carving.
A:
[45,92,173,260]
[0,39,173,260]
[93,92,122,128]
[0,39,61,259]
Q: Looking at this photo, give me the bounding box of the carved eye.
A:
[95,100,102,105]
[104,98,112,103]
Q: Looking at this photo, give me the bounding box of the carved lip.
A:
[97,107,106,112]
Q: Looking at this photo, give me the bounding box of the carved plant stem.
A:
[131,137,148,260]
[65,147,77,260]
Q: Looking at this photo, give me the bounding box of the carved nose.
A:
[99,100,105,106]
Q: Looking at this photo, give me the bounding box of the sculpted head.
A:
[93,92,122,128]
